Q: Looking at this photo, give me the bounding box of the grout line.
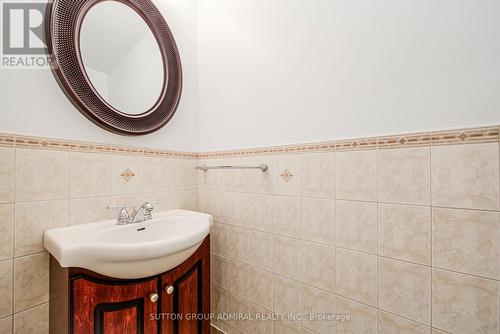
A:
[67,151,70,227]
[11,143,16,323]
[12,301,49,316]
[376,145,380,333]
[430,144,434,330]
[2,124,499,158]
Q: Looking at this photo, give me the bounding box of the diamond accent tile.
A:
[280,169,294,182]
[120,169,136,182]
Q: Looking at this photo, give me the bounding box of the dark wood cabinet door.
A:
[71,276,159,334]
[161,237,210,334]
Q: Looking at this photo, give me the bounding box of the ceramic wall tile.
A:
[301,241,334,292]
[249,303,273,334]
[110,155,143,195]
[0,204,14,260]
[302,284,336,334]
[274,319,302,334]
[170,159,197,191]
[142,157,170,193]
[249,267,273,310]
[378,258,431,324]
[0,148,14,203]
[273,275,302,322]
[301,153,335,199]
[169,190,198,211]
[274,236,301,280]
[336,200,377,254]
[15,149,69,202]
[13,253,49,312]
[335,248,377,306]
[378,203,431,265]
[69,152,110,198]
[109,194,149,212]
[229,260,251,299]
[250,194,274,233]
[302,198,335,245]
[244,157,274,194]
[274,196,301,238]
[248,230,273,272]
[379,147,431,205]
[13,302,49,334]
[0,317,12,334]
[336,150,378,202]
[378,311,431,334]
[15,200,68,257]
[432,269,498,334]
[210,222,230,257]
[431,329,448,334]
[69,197,110,225]
[433,208,499,280]
[227,225,250,263]
[198,190,230,223]
[5,126,498,332]
[211,319,233,334]
[211,254,230,290]
[336,297,378,334]
[229,192,253,227]
[211,284,229,320]
[228,294,250,333]
[273,155,301,196]
[431,143,499,210]
[0,260,13,318]
[301,326,318,334]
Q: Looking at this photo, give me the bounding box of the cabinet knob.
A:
[149,293,159,303]
[165,285,174,295]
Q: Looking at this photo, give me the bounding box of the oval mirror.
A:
[46,0,182,135]
[79,1,164,115]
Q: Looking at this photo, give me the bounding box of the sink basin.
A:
[43,210,212,279]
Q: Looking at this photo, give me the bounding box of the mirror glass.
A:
[80,1,164,115]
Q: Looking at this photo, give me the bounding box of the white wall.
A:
[197,0,500,151]
[2,0,499,152]
[0,0,199,151]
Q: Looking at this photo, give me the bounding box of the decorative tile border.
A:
[1,125,498,159]
[1,133,198,158]
[0,134,15,148]
[336,137,378,151]
[431,126,499,145]
[378,133,431,149]
[199,125,499,158]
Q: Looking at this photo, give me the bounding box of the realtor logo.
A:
[1,0,51,69]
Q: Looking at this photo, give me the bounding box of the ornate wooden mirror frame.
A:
[45,0,182,135]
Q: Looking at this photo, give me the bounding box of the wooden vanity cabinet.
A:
[49,237,210,334]
[160,238,210,334]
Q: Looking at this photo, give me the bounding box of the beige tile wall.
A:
[0,136,198,334]
[203,129,500,334]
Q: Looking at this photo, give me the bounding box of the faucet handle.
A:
[107,205,130,225]
[142,201,159,221]
[143,201,159,211]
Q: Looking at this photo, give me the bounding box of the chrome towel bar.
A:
[195,164,268,172]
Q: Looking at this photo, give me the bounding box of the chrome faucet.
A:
[107,201,158,225]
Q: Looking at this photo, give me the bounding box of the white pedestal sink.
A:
[43,210,212,279]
